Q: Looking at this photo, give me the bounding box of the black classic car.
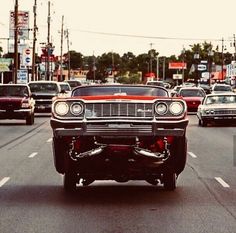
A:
[28,81,62,112]
[50,84,189,191]
[0,84,35,125]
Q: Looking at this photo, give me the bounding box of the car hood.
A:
[0,96,25,103]
[202,103,236,109]
[63,95,175,101]
[182,96,203,101]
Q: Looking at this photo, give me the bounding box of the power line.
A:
[74,29,223,42]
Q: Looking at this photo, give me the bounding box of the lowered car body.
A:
[50,84,189,191]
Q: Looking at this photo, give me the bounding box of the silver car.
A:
[197,93,236,126]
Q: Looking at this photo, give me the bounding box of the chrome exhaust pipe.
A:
[75,146,105,159]
[133,147,169,164]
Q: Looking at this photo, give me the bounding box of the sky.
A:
[1,0,236,57]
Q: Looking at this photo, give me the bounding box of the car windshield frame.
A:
[0,85,29,97]
[213,85,232,92]
[72,85,169,97]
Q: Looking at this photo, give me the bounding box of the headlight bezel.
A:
[155,102,168,115]
[54,101,69,116]
[169,102,184,116]
[154,100,186,118]
[70,102,83,116]
[53,100,84,118]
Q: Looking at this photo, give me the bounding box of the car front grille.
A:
[0,102,21,110]
[213,109,236,115]
[85,103,153,119]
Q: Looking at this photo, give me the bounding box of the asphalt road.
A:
[0,114,236,233]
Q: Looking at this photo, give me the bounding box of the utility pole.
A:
[65,29,71,80]
[149,43,153,74]
[233,34,236,61]
[93,51,96,82]
[46,1,51,80]
[182,46,185,84]
[221,38,224,80]
[32,0,37,81]
[60,15,64,81]
[162,57,166,81]
[156,57,159,79]
[14,0,19,84]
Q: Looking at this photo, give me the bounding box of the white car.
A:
[197,93,236,126]
[211,83,233,94]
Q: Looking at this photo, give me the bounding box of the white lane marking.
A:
[188,152,197,158]
[47,138,52,143]
[28,152,38,158]
[0,177,10,187]
[215,177,230,188]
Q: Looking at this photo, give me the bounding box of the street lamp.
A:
[181,47,186,84]
[208,49,214,85]
[14,0,19,84]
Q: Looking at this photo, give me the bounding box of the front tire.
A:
[169,136,187,175]
[26,113,34,125]
[163,172,176,191]
[64,171,77,192]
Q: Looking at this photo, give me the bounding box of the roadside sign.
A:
[9,11,29,40]
[173,74,183,80]
[0,58,13,72]
[197,64,207,71]
[22,48,32,66]
[17,69,28,83]
[169,62,187,70]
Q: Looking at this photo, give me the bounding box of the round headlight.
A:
[70,103,83,115]
[55,102,69,116]
[155,102,168,115]
[169,102,184,115]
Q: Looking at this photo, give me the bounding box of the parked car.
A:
[28,81,62,112]
[58,82,72,97]
[197,93,236,126]
[211,83,233,94]
[177,87,206,112]
[0,84,35,125]
[50,84,189,191]
[197,83,211,94]
[146,80,165,87]
[170,85,182,97]
[65,80,82,90]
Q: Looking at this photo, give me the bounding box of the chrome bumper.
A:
[51,119,188,137]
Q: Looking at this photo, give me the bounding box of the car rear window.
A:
[72,85,168,97]
[179,89,205,97]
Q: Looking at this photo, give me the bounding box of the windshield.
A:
[60,84,71,92]
[28,83,59,93]
[0,85,29,97]
[72,85,168,97]
[179,89,205,97]
[206,95,236,104]
[146,81,165,87]
[213,85,232,92]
